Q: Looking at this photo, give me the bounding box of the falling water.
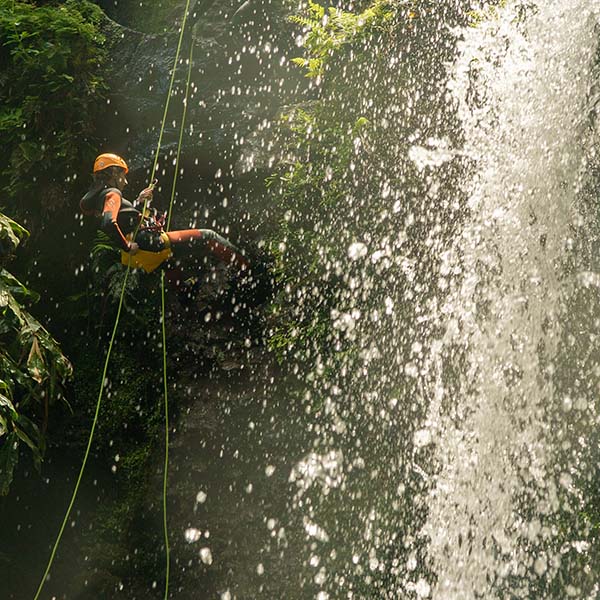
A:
[264,2,600,599]
[422,2,599,598]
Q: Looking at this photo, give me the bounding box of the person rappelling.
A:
[80,153,250,280]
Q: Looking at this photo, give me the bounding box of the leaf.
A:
[0,432,19,496]
[0,269,39,303]
[0,289,10,309]
[0,213,29,254]
[353,116,370,132]
[0,386,15,412]
[0,384,16,436]
[27,336,45,383]
[308,0,325,20]
[291,57,310,68]
[0,107,24,130]
[0,0,108,212]
[17,141,41,163]
[13,412,44,461]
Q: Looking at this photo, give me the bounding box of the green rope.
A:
[134,0,192,249]
[33,5,193,599]
[160,28,196,600]
[33,269,131,600]
[148,0,192,194]
[160,270,170,600]
[166,33,195,232]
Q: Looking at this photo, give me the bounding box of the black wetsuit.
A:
[80,186,248,267]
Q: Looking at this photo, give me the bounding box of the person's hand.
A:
[128,242,140,255]
[137,187,154,202]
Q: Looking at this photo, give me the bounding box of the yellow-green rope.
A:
[33,270,131,600]
[160,270,171,599]
[165,30,195,232]
[160,26,196,600]
[145,0,192,214]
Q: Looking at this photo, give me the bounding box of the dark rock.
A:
[98,0,304,180]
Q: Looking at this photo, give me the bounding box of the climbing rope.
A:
[33,3,192,599]
[165,29,195,233]
[159,28,196,600]
[149,1,192,194]
[33,270,131,600]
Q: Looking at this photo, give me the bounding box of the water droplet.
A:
[415,579,430,598]
[348,242,368,261]
[199,547,213,565]
[534,556,547,575]
[184,528,202,543]
[414,429,432,447]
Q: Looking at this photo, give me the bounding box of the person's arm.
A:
[101,190,134,251]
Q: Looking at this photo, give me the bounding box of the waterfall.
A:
[421,2,600,598]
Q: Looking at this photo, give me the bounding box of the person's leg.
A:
[166,229,249,269]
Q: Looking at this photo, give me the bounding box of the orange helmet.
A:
[93,153,129,174]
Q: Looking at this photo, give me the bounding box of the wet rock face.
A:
[98,0,304,179]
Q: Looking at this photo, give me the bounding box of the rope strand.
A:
[160,271,171,599]
[150,0,192,189]
[166,32,195,232]
[161,25,196,600]
[33,270,130,600]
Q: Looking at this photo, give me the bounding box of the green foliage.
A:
[289,0,394,77]
[0,212,28,260]
[63,230,161,347]
[466,1,509,27]
[0,0,108,218]
[0,210,72,495]
[265,103,374,361]
[270,0,457,368]
[267,1,396,363]
[465,1,537,28]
